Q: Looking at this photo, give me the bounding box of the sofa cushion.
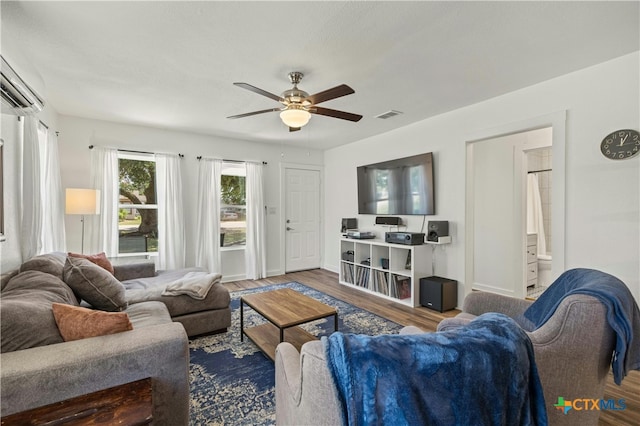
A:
[52,303,133,342]
[1,271,79,353]
[123,268,230,317]
[68,252,114,275]
[125,301,174,328]
[19,252,67,280]
[113,262,156,282]
[63,257,127,312]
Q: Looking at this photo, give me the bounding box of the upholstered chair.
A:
[435,291,616,426]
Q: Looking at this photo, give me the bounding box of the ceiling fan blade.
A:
[233,82,284,102]
[307,84,355,105]
[289,127,301,132]
[227,108,281,119]
[311,106,362,122]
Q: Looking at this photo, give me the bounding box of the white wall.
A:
[57,115,323,280]
[323,52,640,305]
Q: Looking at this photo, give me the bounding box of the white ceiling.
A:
[2,1,638,150]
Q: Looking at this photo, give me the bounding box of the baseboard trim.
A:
[221,268,286,283]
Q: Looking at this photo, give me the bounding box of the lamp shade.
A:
[65,188,101,215]
[280,108,311,128]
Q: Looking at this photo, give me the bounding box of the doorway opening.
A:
[525,145,553,298]
[465,112,565,300]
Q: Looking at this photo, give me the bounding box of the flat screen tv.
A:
[357,152,435,215]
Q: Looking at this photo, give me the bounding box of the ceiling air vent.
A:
[1,55,44,116]
[375,110,403,119]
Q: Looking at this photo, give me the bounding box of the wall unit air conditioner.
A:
[1,55,44,116]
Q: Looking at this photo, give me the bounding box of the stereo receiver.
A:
[385,232,425,245]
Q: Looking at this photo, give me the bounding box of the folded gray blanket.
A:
[161,272,222,300]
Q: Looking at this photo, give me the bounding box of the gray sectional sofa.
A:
[0,252,231,424]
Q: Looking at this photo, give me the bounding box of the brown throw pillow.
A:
[52,303,133,342]
[63,257,127,312]
[68,252,115,275]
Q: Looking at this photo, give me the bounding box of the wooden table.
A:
[240,288,338,361]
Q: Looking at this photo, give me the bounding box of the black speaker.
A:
[341,218,357,233]
[375,216,401,226]
[419,276,457,312]
[426,221,449,242]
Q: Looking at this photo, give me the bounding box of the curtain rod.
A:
[196,155,267,165]
[38,119,60,136]
[528,168,552,174]
[88,145,183,158]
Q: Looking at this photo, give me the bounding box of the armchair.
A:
[437,291,616,426]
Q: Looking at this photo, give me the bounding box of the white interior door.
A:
[285,168,321,272]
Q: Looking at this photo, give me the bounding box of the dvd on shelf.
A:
[370,270,389,295]
[355,265,370,288]
[341,262,355,284]
[389,275,411,300]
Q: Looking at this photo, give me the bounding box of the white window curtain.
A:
[156,153,185,269]
[42,129,66,252]
[195,158,222,273]
[20,117,43,259]
[245,162,266,279]
[20,117,66,260]
[89,147,119,256]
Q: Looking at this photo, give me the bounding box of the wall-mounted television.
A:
[357,152,435,215]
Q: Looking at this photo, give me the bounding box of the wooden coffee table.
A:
[240,288,338,361]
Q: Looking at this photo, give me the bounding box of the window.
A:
[220,162,246,247]
[118,153,158,255]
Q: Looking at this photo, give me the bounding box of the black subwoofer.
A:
[419,276,457,312]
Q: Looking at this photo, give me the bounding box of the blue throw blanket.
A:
[324,313,547,426]
[521,268,640,385]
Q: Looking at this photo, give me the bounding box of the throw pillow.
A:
[68,252,115,275]
[52,303,133,342]
[63,257,128,312]
[1,271,79,353]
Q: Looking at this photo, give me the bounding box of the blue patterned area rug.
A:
[188,281,402,425]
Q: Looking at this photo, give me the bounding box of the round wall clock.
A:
[600,129,640,160]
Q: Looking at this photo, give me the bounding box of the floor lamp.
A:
[65,188,100,254]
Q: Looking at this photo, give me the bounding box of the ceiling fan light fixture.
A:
[229,72,361,129]
[280,108,311,128]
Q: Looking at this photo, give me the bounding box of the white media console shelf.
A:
[339,237,432,307]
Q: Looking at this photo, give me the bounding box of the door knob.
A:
[286,227,295,231]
